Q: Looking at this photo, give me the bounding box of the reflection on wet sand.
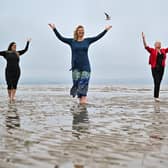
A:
[54,164,84,168]
[154,102,160,113]
[71,105,89,139]
[147,102,166,141]
[74,165,84,168]
[6,102,20,131]
[1,102,21,166]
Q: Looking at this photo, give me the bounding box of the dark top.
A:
[53,28,107,72]
[0,42,29,69]
[156,52,164,68]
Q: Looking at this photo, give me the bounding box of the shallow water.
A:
[0,85,168,168]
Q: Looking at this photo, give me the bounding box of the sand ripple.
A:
[0,85,168,168]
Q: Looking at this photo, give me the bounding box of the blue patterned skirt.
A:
[70,70,90,98]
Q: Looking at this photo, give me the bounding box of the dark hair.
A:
[7,42,16,51]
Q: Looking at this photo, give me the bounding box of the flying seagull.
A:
[104,12,111,20]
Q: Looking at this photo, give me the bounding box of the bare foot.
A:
[79,96,87,104]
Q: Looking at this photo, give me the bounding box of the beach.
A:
[0,85,168,168]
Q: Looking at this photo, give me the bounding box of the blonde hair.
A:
[73,25,84,40]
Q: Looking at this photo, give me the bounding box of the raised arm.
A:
[142,32,153,53]
[18,39,31,56]
[48,23,72,45]
[142,32,147,48]
[87,25,112,44]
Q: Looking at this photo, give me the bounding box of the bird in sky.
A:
[104,12,111,20]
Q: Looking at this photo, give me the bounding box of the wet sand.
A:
[0,85,168,168]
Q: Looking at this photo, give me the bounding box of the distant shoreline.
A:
[0,84,168,88]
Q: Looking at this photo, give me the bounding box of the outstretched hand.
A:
[48,23,56,30]
[105,25,112,31]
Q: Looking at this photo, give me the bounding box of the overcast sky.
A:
[0,0,168,84]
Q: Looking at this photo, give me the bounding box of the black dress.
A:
[0,42,29,89]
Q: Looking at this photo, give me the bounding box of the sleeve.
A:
[164,48,168,53]
[18,41,29,56]
[53,28,72,45]
[145,46,154,53]
[87,29,108,44]
[0,51,6,57]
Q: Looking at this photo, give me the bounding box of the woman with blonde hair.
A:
[49,23,112,104]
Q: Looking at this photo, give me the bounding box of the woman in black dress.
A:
[0,39,31,101]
